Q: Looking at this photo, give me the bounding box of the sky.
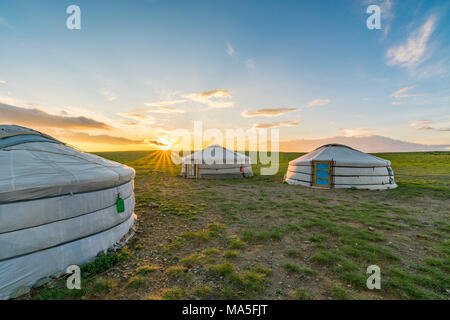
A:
[0,0,449,151]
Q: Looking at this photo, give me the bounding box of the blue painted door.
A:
[313,162,332,188]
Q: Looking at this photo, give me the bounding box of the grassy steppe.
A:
[31,151,449,300]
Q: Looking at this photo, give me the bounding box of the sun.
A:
[159,145,171,151]
[156,138,172,151]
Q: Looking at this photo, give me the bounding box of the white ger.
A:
[284,144,397,190]
[181,144,253,179]
[0,125,136,299]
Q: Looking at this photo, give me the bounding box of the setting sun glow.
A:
[156,138,172,151]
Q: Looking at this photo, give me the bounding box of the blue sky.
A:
[0,0,449,151]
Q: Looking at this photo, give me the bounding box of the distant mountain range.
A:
[280,135,450,153]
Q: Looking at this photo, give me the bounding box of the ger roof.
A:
[182,144,250,164]
[289,144,390,167]
[0,125,57,141]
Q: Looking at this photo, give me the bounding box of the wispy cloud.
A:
[415,126,434,130]
[253,120,300,129]
[119,113,153,120]
[97,88,117,102]
[242,108,296,118]
[410,120,433,127]
[246,58,255,70]
[409,119,450,131]
[0,102,112,130]
[0,17,13,29]
[183,89,234,109]
[119,120,140,126]
[226,42,236,57]
[386,16,436,68]
[145,106,185,114]
[339,128,375,137]
[307,99,330,107]
[144,99,187,107]
[381,0,395,36]
[392,86,424,99]
[142,90,234,110]
[60,131,145,145]
[378,0,395,37]
[147,139,168,147]
[226,42,256,70]
[410,59,450,80]
[0,80,6,85]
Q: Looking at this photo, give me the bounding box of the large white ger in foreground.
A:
[284,144,397,190]
[0,125,136,299]
[181,145,253,179]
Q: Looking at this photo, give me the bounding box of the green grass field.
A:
[30,151,449,300]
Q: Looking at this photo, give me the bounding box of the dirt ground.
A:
[30,151,449,300]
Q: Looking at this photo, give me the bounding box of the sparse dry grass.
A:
[29,151,450,300]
